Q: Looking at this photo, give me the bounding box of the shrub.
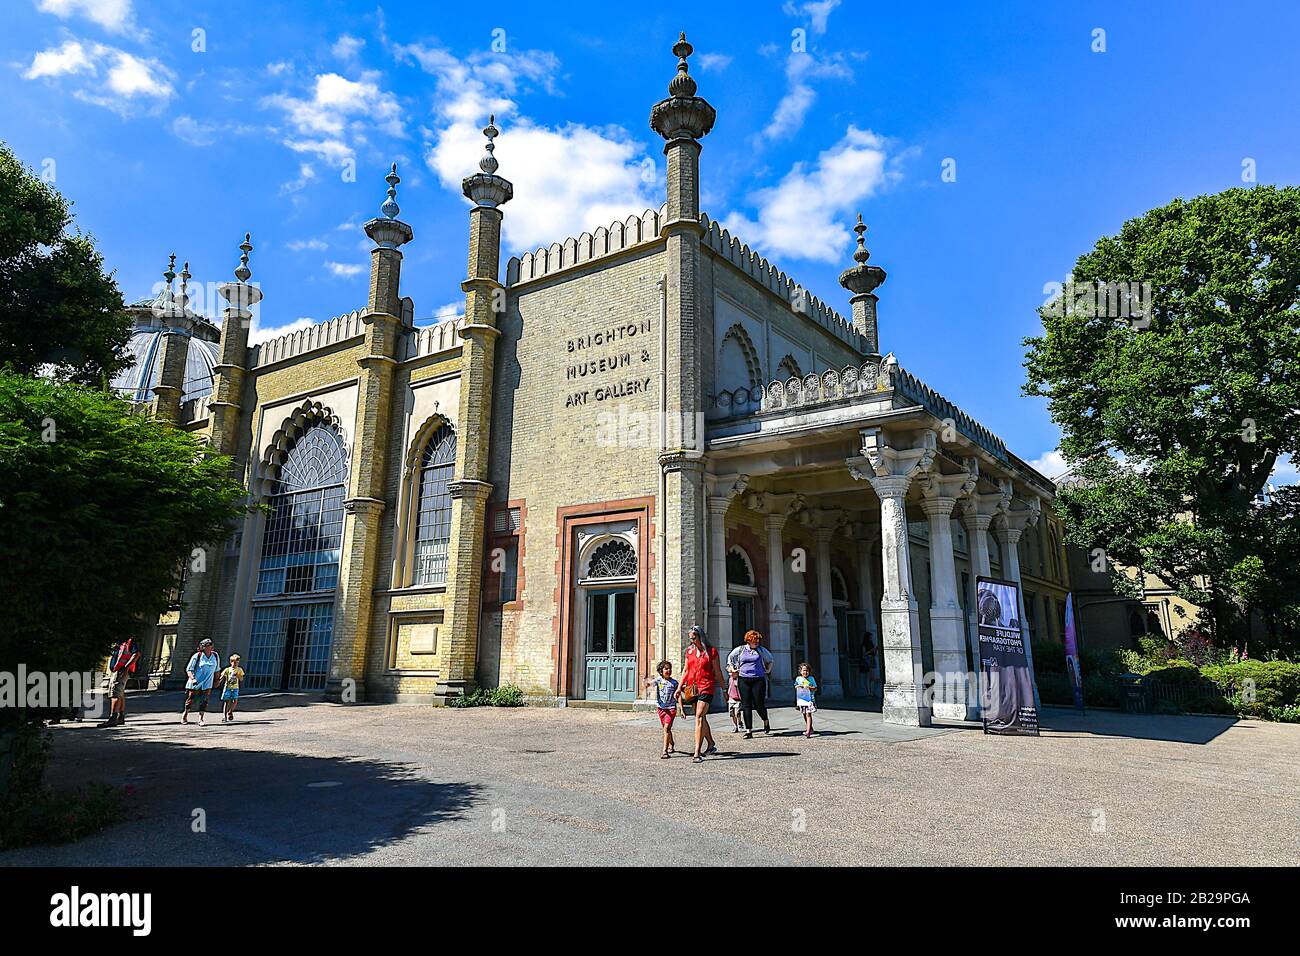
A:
[448,684,526,708]
[0,781,126,850]
[1201,659,1300,710]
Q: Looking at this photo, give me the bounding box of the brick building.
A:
[127,35,1070,726]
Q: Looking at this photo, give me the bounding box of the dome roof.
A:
[111,293,223,404]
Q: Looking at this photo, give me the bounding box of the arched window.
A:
[250,421,347,691]
[587,538,637,579]
[256,424,348,597]
[831,567,849,603]
[726,548,754,587]
[718,323,762,392]
[776,354,803,381]
[414,424,456,586]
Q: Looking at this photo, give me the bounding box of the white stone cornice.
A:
[857,426,937,479]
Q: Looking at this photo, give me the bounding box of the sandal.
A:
[743,731,752,739]
[661,751,670,759]
[705,744,718,756]
[691,755,703,763]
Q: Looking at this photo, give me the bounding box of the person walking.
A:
[795,662,818,738]
[727,629,774,738]
[216,654,245,723]
[677,625,725,763]
[101,636,140,727]
[182,638,220,725]
[643,660,680,758]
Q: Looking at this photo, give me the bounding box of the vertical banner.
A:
[976,576,1039,735]
[1063,592,1085,712]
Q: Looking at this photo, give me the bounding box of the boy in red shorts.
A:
[644,660,680,759]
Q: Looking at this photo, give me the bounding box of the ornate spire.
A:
[839,213,886,355]
[462,115,513,208]
[479,115,499,175]
[163,252,177,289]
[178,259,191,310]
[650,31,716,143]
[852,214,870,264]
[668,32,697,97]
[235,232,253,282]
[381,163,401,219]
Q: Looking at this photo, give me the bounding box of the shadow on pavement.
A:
[2,726,482,866]
[1038,706,1240,744]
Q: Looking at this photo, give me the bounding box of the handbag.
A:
[679,681,698,705]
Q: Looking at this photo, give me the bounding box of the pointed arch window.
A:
[414,424,457,586]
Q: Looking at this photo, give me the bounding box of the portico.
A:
[704,355,1054,726]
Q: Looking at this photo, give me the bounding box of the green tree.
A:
[1024,186,1300,648]
[0,372,247,683]
[0,143,131,384]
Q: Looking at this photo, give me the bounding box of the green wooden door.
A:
[585,589,637,701]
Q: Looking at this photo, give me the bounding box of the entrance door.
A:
[584,589,636,701]
[842,609,868,697]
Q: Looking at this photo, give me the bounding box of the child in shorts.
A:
[644,660,680,759]
[216,654,245,723]
[795,662,818,738]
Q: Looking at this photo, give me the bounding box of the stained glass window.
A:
[414,424,456,586]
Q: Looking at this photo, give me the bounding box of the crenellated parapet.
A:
[698,213,865,353]
[404,316,468,360]
[506,204,668,286]
[249,309,366,369]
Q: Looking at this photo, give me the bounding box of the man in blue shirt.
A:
[182,638,220,725]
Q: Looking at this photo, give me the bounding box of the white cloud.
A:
[783,0,841,34]
[722,126,903,263]
[326,261,365,279]
[696,52,733,72]
[170,115,214,146]
[287,237,328,252]
[22,39,174,113]
[332,34,365,61]
[1027,449,1069,480]
[249,316,316,345]
[23,39,94,79]
[36,0,136,35]
[403,43,659,252]
[264,69,403,167]
[762,51,853,142]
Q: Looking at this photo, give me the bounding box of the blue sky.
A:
[5,0,1299,478]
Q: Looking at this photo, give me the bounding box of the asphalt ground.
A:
[4,691,1296,866]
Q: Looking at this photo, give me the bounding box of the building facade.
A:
[131,35,1070,725]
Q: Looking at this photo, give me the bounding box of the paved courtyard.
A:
[3,692,1297,866]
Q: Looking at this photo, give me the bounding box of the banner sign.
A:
[1063,592,1085,712]
[976,576,1039,736]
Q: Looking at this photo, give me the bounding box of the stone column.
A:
[919,468,976,720]
[763,512,793,696]
[813,523,843,699]
[995,496,1044,710]
[441,125,513,701]
[705,474,748,650]
[848,427,936,726]
[959,503,995,720]
[331,166,412,702]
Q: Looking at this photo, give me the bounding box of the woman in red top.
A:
[677,625,725,762]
